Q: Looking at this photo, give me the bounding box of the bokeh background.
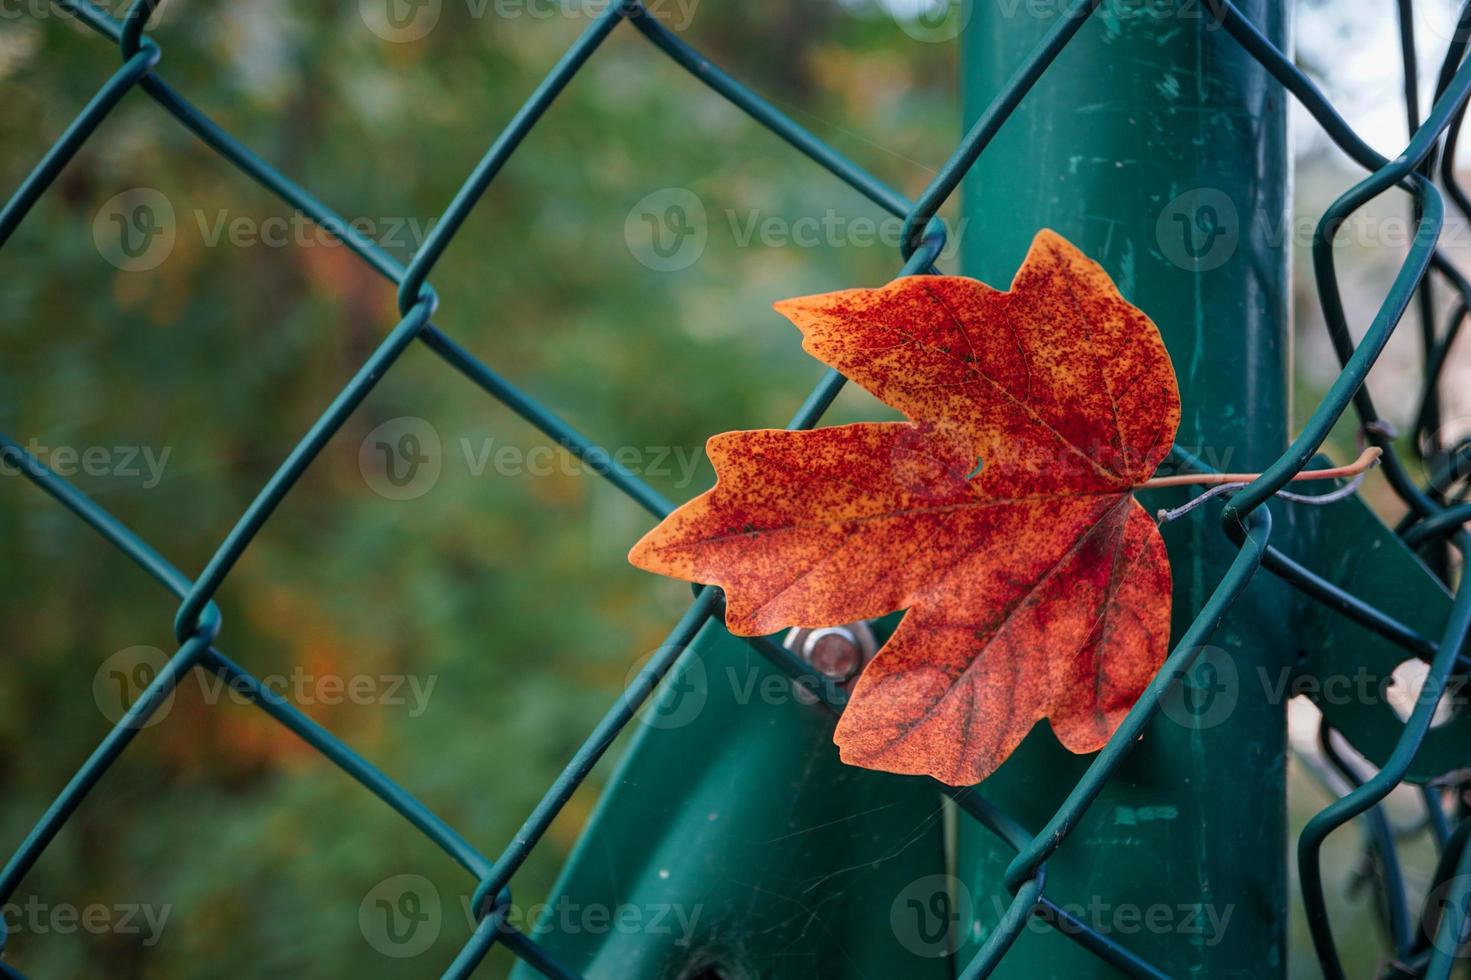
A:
[1,0,1468,976]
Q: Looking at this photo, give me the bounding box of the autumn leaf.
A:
[629,229,1179,786]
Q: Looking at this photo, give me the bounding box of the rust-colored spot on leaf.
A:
[629,229,1179,786]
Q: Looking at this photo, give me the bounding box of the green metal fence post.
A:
[509,621,951,979]
[957,2,1293,975]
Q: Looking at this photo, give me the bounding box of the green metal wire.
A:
[5,0,1471,977]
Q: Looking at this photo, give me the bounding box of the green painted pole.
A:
[957,3,1293,976]
[510,621,951,979]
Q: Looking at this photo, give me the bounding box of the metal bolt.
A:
[805,629,863,681]
[784,622,878,685]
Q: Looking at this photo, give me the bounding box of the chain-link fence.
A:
[4,0,1471,976]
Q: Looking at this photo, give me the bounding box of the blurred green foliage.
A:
[0,1,960,975]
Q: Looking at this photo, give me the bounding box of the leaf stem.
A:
[1137,446,1382,489]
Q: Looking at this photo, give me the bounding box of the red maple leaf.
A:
[629,230,1180,786]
